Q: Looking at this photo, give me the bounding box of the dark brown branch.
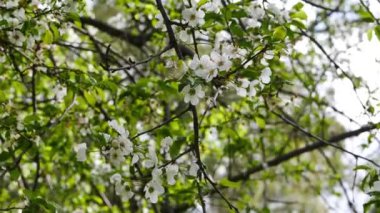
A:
[301,0,340,12]
[273,111,379,167]
[78,17,152,47]
[230,121,379,181]
[155,0,183,59]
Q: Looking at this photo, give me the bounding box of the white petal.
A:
[237,88,247,97]
[190,96,199,105]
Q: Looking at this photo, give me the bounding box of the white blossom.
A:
[110,173,122,184]
[114,135,133,156]
[132,153,140,164]
[107,13,127,30]
[261,50,275,66]
[110,148,125,167]
[248,80,259,97]
[222,44,247,59]
[160,136,173,154]
[182,85,205,105]
[75,143,87,162]
[5,0,18,9]
[210,51,232,71]
[202,0,221,13]
[260,68,272,84]
[178,29,193,43]
[189,161,199,177]
[52,85,67,102]
[118,185,134,201]
[8,31,25,47]
[189,55,217,81]
[244,18,261,29]
[182,7,205,27]
[144,146,158,168]
[248,3,265,20]
[166,164,179,185]
[108,120,129,138]
[235,78,250,97]
[144,179,164,203]
[152,167,163,180]
[13,8,25,20]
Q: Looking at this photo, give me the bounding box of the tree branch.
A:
[230,120,379,181]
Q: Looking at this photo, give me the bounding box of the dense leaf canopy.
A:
[1,0,380,212]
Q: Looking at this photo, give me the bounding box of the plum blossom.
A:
[166,164,179,185]
[75,143,87,162]
[182,6,205,27]
[182,85,205,105]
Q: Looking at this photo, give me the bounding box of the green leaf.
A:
[367,28,373,41]
[83,90,96,106]
[354,165,372,171]
[364,199,380,213]
[43,30,53,44]
[291,19,306,29]
[374,26,380,41]
[219,178,241,188]
[273,26,287,40]
[197,0,208,8]
[358,8,375,22]
[255,116,266,129]
[292,2,304,11]
[0,151,11,162]
[291,11,308,20]
[50,23,60,41]
[230,22,244,37]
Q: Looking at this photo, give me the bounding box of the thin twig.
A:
[131,106,190,140]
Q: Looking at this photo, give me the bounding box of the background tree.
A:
[0,0,380,212]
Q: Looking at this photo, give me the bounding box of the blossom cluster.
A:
[158,1,290,106]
